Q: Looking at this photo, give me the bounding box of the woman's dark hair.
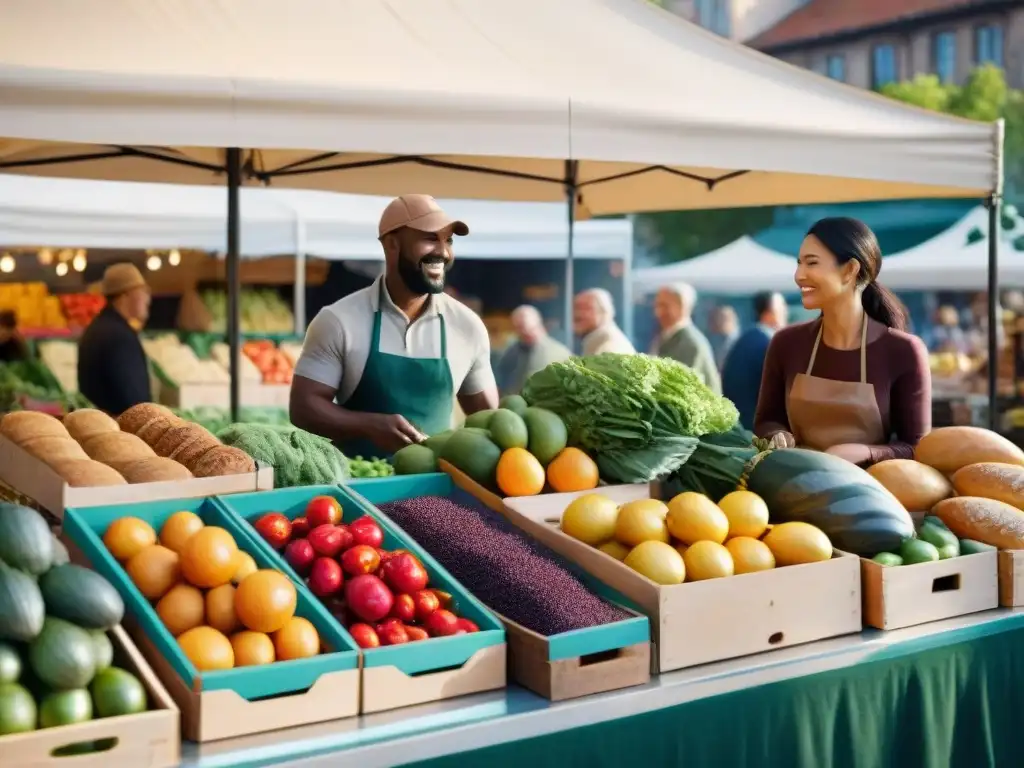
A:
[806,217,908,331]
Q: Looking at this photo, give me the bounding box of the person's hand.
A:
[364,414,427,454]
[768,431,796,449]
[825,443,872,465]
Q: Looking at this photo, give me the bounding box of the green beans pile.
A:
[348,456,394,479]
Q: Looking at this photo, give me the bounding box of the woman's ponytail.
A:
[862,281,908,332]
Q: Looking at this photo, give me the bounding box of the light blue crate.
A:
[217,484,505,676]
[348,474,650,662]
[63,496,359,701]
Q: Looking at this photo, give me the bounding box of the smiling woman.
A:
[753,217,931,466]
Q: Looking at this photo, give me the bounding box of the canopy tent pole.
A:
[226,147,242,423]
[987,119,1006,433]
[623,214,635,343]
[564,160,579,348]
[294,216,307,336]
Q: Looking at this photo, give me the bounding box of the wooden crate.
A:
[444,464,862,673]
[0,435,273,520]
[861,551,999,630]
[998,549,1024,606]
[503,615,650,702]
[1,625,180,768]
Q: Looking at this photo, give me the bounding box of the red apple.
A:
[308,524,345,558]
[254,513,291,550]
[349,623,380,649]
[284,538,316,575]
[381,624,409,646]
[308,557,344,598]
[335,524,354,552]
[306,496,343,528]
[412,589,440,621]
[340,544,381,576]
[345,575,394,623]
[291,516,311,539]
[425,609,459,637]
[381,553,429,595]
[390,594,416,623]
[455,618,479,634]
[349,516,384,549]
[405,626,430,642]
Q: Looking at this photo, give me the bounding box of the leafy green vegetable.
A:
[348,456,394,479]
[216,423,349,487]
[521,353,738,483]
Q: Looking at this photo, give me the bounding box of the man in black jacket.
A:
[77,263,152,416]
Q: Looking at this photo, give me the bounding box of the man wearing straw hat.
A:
[78,263,152,416]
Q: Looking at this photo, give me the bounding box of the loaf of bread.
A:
[1,411,69,444]
[63,409,120,444]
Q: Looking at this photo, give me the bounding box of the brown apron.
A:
[787,319,886,451]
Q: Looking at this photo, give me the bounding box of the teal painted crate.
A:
[63,497,361,703]
[348,474,650,664]
[217,484,506,677]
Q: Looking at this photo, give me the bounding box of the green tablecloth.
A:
[405,622,1024,768]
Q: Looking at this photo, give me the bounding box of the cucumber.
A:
[937,542,960,560]
[960,539,997,554]
[872,552,903,567]
[29,618,96,690]
[918,523,959,551]
[922,515,949,530]
[900,538,940,565]
[38,564,124,630]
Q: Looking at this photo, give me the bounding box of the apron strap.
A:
[376,279,447,358]
[438,314,447,358]
[806,317,869,383]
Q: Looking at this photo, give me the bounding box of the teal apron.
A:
[338,285,454,459]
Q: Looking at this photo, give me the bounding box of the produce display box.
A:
[0,434,273,520]
[219,482,508,714]
[157,382,229,410]
[445,465,862,673]
[861,551,999,630]
[350,473,652,701]
[62,497,361,743]
[997,549,1024,607]
[240,382,291,409]
[2,624,180,768]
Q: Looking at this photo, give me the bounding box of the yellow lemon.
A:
[598,540,631,561]
[561,494,619,546]
[623,541,685,585]
[614,499,670,546]
[718,491,770,540]
[725,537,776,574]
[665,493,729,546]
[763,522,833,566]
[683,541,734,581]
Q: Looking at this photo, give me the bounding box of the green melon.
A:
[499,395,528,417]
[488,409,529,451]
[523,408,568,465]
[392,444,439,476]
[464,409,498,430]
[440,429,502,489]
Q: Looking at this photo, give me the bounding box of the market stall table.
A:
[179,608,1024,768]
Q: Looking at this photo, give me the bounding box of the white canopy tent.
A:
[0,0,1002,420]
[632,237,796,295]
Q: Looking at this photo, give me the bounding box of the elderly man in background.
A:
[708,304,740,370]
[574,289,635,356]
[494,305,572,395]
[652,283,720,394]
[722,291,788,430]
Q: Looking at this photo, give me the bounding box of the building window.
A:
[975,24,1005,67]
[695,0,731,37]
[872,44,898,89]
[933,31,957,83]
[826,54,846,82]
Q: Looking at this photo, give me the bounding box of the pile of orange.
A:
[496,446,599,497]
[103,512,320,671]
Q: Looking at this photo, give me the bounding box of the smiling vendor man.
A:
[290,194,498,457]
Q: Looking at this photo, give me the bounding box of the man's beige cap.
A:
[378,195,469,239]
[100,263,148,297]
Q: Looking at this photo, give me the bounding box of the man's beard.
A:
[398,253,449,296]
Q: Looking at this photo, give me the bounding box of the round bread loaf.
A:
[1,411,69,444]
[172,433,220,469]
[20,436,89,466]
[117,403,173,435]
[192,446,256,477]
[63,409,120,444]
[50,459,127,487]
[137,415,179,446]
[154,425,209,459]
[82,431,156,465]
[120,457,195,484]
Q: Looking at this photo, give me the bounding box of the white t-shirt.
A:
[582,322,635,356]
[294,277,495,404]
